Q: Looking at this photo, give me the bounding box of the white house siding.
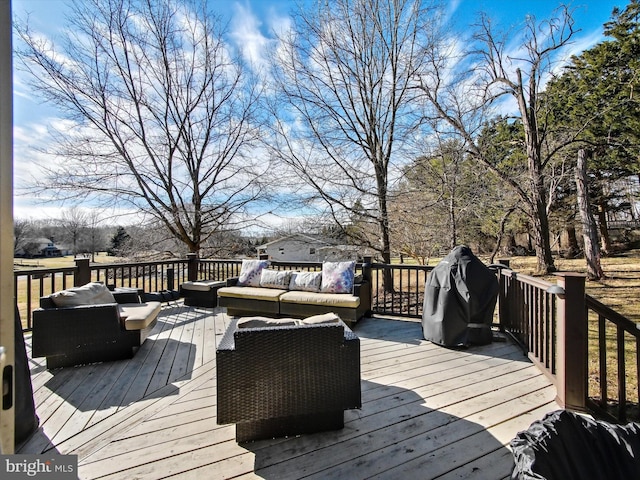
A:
[260,237,326,262]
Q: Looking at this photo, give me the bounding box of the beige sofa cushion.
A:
[279,291,360,308]
[218,286,286,302]
[119,302,162,330]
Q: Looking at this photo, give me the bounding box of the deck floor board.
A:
[19,304,560,479]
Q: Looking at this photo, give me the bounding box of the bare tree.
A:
[419,7,576,273]
[16,0,267,254]
[58,207,89,255]
[13,219,34,256]
[268,0,436,269]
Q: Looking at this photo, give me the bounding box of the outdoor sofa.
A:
[216,314,361,442]
[32,282,161,368]
[217,260,371,327]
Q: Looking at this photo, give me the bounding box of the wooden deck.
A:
[19,303,561,479]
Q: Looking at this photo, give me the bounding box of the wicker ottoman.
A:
[180,280,225,307]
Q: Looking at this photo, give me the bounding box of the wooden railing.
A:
[584,294,640,423]
[498,267,639,423]
[15,257,189,330]
[369,263,433,317]
[14,255,640,421]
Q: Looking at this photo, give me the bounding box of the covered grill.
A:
[422,245,499,347]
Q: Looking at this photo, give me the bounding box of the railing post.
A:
[362,256,372,282]
[167,267,175,291]
[554,272,587,412]
[187,253,198,282]
[74,257,91,287]
[362,256,372,315]
[496,259,510,332]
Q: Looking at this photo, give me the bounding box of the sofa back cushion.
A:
[50,282,116,307]
[320,261,356,294]
[260,269,292,289]
[237,259,269,287]
[289,271,322,292]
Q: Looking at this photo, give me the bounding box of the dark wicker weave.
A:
[216,317,361,442]
[32,291,158,369]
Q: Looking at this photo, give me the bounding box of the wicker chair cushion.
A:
[50,282,116,307]
[237,317,300,328]
[279,291,360,308]
[259,269,292,289]
[289,271,322,292]
[301,312,341,324]
[218,286,286,301]
[118,302,162,330]
[320,261,356,293]
[237,313,341,329]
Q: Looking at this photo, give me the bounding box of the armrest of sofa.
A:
[353,279,371,312]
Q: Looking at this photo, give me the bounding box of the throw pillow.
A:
[237,259,269,287]
[320,261,356,294]
[289,271,322,292]
[50,282,116,307]
[260,269,292,289]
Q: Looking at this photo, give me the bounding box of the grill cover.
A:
[422,245,498,347]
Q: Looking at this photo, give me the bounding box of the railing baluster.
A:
[617,326,627,422]
[598,314,608,410]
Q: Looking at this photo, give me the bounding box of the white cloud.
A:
[229,2,271,72]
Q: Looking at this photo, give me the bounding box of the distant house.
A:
[257,234,366,262]
[15,237,67,258]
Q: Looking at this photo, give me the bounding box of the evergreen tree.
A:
[108,227,131,256]
[545,0,640,255]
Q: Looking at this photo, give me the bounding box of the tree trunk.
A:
[378,180,394,293]
[525,138,556,274]
[448,194,457,250]
[564,225,579,258]
[596,200,612,255]
[576,149,605,280]
[490,206,515,263]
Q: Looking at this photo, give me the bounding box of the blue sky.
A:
[11,0,628,221]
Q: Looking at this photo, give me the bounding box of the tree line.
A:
[14,0,640,278]
[13,209,265,260]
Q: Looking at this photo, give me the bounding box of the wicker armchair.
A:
[216,317,361,442]
[32,288,161,369]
